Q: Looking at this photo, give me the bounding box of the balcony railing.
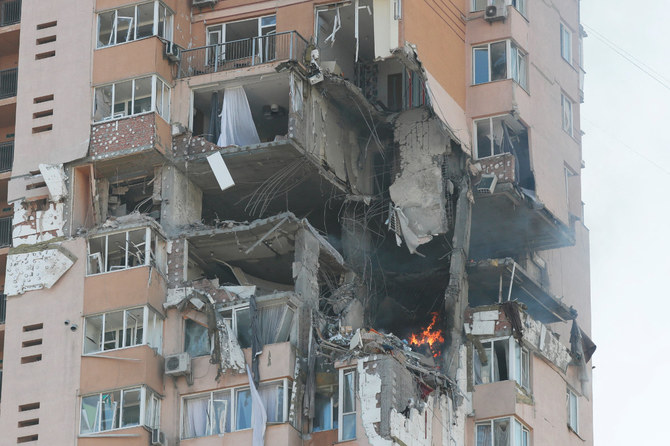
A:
[0,140,13,172]
[0,293,6,324]
[0,216,11,248]
[0,0,20,27]
[0,68,17,99]
[178,31,308,78]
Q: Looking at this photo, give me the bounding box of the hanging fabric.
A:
[246,365,267,446]
[217,86,260,147]
[207,91,219,143]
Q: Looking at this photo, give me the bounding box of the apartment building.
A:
[0,1,594,445]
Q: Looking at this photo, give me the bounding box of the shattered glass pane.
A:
[184,319,210,357]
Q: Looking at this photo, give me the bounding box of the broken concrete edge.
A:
[86,211,167,239]
[9,236,67,254]
[5,243,78,296]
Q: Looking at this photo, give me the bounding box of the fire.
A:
[408,312,444,358]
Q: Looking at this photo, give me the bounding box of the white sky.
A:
[581,1,670,444]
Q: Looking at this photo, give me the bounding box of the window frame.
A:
[87,226,166,275]
[567,388,579,434]
[83,305,163,355]
[96,1,174,49]
[560,22,572,64]
[472,114,528,160]
[93,75,171,123]
[476,416,530,446]
[561,93,574,136]
[312,383,338,433]
[80,386,160,435]
[472,40,528,89]
[471,0,488,12]
[338,368,356,442]
[512,0,526,17]
[180,379,289,439]
[473,336,530,390]
[223,299,296,349]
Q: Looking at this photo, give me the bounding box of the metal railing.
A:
[178,31,308,78]
[0,0,20,27]
[0,293,6,324]
[0,216,11,248]
[0,140,13,172]
[0,68,17,99]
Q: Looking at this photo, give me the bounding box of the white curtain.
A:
[184,397,209,438]
[217,86,260,147]
[258,384,281,422]
[258,305,286,345]
[246,365,267,446]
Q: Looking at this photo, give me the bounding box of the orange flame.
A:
[408,312,445,358]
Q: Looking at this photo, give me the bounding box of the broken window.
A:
[405,69,427,110]
[473,337,529,390]
[338,369,356,442]
[567,388,579,433]
[561,93,574,136]
[474,115,528,159]
[184,319,210,358]
[182,380,288,439]
[227,301,295,349]
[87,227,166,275]
[476,417,529,446]
[473,40,528,88]
[313,385,338,432]
[93,75,170,122]
[560,22,572,64]
[96,1,173,49]
[83,306,163,354]
[80,386,160,434]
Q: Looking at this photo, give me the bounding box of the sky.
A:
[580,1,670,444]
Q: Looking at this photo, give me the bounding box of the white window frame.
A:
[476,416,530,446]
[472,114,527,160]
[87,226,166,275]
[93,75,171,123]
[312,383,338,432]
[560,22,572,64]
[471,0,488,12]
[96,1,174,49]
[473,40,528,88]
[561,93,574,136]
[338,368,356,442]
[512,0,526,17]
[567,388,579,434]
[80,386,160,435]
[180,380,289,439]
[83,305,163,355]
[473,336,530,390]
[225,299,296,349]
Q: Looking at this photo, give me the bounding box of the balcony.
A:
[0,140,13,172]
[0,293,5,324]
[0,67,16,99]
[177,31,308,79]
[0,0,20,27]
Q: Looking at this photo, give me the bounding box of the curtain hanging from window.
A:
[217,86,260,147]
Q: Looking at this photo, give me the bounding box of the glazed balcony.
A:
[177,31,308,79]
[0,0,20,27]
[0,67,17,99]
[0,140,13,172]
[0,292,5,324]
[0,215,11,247]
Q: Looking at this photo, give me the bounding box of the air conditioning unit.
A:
[192,0,218,7]
[165,41,181,63]
[477,174,498,194]
[165,352,191,376]
[485,0,507,22]
[151,429,165,446]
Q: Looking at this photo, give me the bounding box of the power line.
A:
[583,23,670,92]
[583,117,670,178]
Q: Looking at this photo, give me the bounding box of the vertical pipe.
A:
[507,262,516,302]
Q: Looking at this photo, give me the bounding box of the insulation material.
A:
[208,302,246,376]
[12,201,65,245]
[389,396,436,446]
[423,69,471,153]
[373,0,399,59]
[357,358,393,446]
[38,164,67,201]
[6,245,77,295]
[206,152,235,191]
[217,86,261,147]
[393,206,432,255]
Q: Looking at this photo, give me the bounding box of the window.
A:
[338,369,356,442]
[567,388,578,433]
[476,417,529,446]
[184,319,210,357]
[560,23,572,64]
[405,69,427,109]
[87,227,166,274]
[473,41,528,88]
[97,1,173,49]
[512,0,526,17]
[93,75,170,122]
[313,385,338,432]
[471,0,488,12]
[561,93,574,136]
[473,337,530,390]
[473,115,528,159]
[205,15,277,66]
[83,306,163,355]
[182,380,289,439]
[80,387,160,434]
[227,302,295,349]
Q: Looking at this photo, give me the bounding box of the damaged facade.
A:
[0,1,594,446]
